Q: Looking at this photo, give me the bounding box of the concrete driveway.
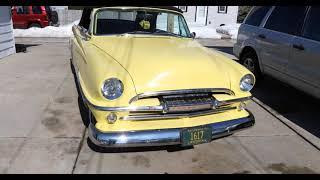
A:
[0,38,319,174]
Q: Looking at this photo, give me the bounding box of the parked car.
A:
[70,6,255,149]
[234,6,320,99]
[44,6,59,26]
[12,6,58,29]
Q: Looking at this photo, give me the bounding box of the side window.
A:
[16,6,30,14]
[302,7,320,42]
[155,13,187,36]
[244,6,271,26]
[173,15,180,34]
[156,12,168,31]
[178,16,188,36]
[32,6,42,14]
[264,6,307,35]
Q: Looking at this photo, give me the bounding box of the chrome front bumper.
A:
[88,111,255,148]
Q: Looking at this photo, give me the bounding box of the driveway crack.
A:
[71,127,87,174]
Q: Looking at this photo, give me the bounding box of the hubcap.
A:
[243,58,255,73]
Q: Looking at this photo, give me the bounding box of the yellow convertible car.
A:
[70,6,255,149]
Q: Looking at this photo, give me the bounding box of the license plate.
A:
[181,126,212,147]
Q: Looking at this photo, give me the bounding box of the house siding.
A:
[181,6,197,24]
[0,6,15,59]
[207,6,238,28]
[179,6,238,27]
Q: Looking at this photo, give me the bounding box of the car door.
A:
[288,6,320,97]
[31,6,44,25]
[12,6,25,28]
[258,6,308,79]
[14,6,32,28]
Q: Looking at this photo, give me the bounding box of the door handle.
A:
[258,34,266,39]
[293,44,304,51]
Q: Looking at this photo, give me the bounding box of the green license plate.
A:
[181,126,212,147]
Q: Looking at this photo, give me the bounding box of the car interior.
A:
[96,11,158,35]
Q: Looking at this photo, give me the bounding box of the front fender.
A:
[211,52,254,98]
[78,42,137,108]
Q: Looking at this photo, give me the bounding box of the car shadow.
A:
[205,45,234,55]
[15,44,40,53]
[251,76,320,139]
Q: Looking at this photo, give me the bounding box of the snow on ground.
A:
[188,24,222,39]
[13,20,240,39]
[13,20,80,38]
[216,23,241,39]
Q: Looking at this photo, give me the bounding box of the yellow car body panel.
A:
[70,7,254,135]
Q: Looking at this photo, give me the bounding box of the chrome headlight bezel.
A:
[101,78,124,100]
[240,74,255,92]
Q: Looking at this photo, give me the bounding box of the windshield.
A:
[94,8,192,38]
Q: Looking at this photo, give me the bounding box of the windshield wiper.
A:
[120,31,152,35]
[152,31,183,37]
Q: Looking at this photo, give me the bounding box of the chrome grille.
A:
[119,88,246,121]
[162,93,214,113]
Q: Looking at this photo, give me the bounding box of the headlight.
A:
[240,74,255,91]
[101,78,124,100]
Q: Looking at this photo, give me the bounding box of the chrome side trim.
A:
[120,106,237,121]
[129,88,235,104]
[88,110,255,148]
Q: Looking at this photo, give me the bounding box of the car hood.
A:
[91,35,231,94]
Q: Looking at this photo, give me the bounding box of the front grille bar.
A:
[129,88,235,104]
[120,106,237,121]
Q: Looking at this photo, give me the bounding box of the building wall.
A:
[207,6,238,28]
[51,6,82,26]
[180,6,238,27]
[181,6,197,25]
[56,9,82,25]
[0,6,15,59]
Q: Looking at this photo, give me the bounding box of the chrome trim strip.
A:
[88,110,255,148]
[129,88,235,104]
[217,96,252,106]
[120,106,236,121]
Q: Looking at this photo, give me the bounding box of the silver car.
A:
[234,6,320,99]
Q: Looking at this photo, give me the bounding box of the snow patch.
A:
[188,25,222,39]
[216,23,241,39]
[13,20,238,40]
[13,20,80,38]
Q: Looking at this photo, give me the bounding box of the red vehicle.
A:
[12,6,50,29]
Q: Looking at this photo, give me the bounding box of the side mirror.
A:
[191,32,196,39]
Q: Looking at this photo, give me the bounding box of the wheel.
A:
[240,50,263,81]
[28,23,41,28]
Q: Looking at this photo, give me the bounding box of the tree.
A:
[237,6,253,23]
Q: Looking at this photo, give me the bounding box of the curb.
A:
[252,97,320,151]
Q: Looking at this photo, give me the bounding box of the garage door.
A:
[0,6,15,59]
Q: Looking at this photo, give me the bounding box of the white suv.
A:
[234,6,320,99]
